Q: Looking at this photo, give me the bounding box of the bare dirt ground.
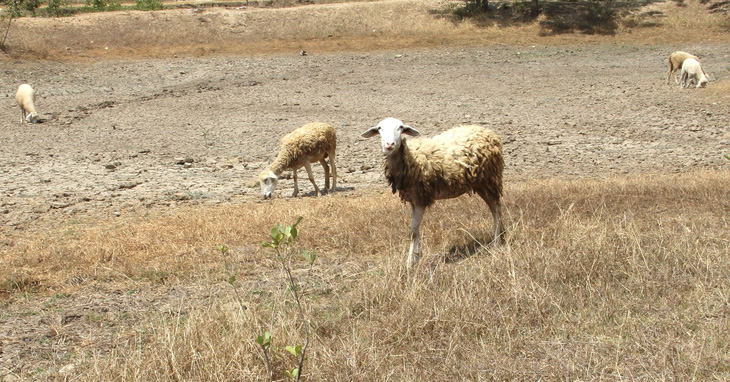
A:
[1,43,729,233]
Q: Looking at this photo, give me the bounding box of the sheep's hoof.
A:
[406,254,421,271]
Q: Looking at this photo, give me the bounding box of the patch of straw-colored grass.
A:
[2,170,729,379]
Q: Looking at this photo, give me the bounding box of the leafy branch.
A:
[260,216,316,381]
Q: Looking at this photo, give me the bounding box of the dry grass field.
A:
[1,0,730,380]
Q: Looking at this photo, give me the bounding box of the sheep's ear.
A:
[249,178,261,188]
[402,125,420,137]
[361,126,380,138]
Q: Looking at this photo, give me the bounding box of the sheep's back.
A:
[279,122,336,168]
[15,84,36,108]
[682,58,702,73]
[405,125,503,201]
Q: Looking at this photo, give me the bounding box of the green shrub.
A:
[45,0,67,15]
[135,0,162,11]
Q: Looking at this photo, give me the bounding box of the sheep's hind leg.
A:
[320,159,330,193]
[477,190,505,245]
[303,163,321,197]
[407,204,425,270]
[328,151,337,193]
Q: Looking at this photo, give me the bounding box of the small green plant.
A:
[218,244,232,271]
[134,0,162,11]
[45,0,67,16]
[724,154,730,160]
[85,0,120,11]
[255,330,274,379]
[260,216,315,382]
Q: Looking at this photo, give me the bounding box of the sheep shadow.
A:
[429,0,666,35]
[443,233,497,264]
[297,185,355,198]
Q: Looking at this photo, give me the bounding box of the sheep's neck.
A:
[268,154,292,176]
[385,140,417,195]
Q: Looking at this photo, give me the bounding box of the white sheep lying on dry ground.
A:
[258,122,337,199]
[680,58,709,88]
[362,117,505,270]
[15,84,39,123]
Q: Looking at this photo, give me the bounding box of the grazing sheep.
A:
[15,84,39,124]
[259,122,337,199]
[680,58,708,88]
[361,117,505,270]
[666,51,699,85]
[666,51,710,85]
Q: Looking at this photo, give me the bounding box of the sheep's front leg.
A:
[303,162,321,197]
[407,204,425,270]
[291,170,299,197]
[20,109,25,124]
[319,159,330,193]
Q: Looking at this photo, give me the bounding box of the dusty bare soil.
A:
[1,43,729,233]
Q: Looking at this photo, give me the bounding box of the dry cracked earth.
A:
[1,43,729,233]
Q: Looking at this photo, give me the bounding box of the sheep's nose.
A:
[263,193,272,199]
[383,142,395,151]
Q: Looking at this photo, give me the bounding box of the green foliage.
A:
[285,345,302,357]
[23,0,41,14]
[260,216,311,382]
[283,368,299,380]
[84,0,120,11]
[724,154,730,161]
[45,0,68,16]
[218,244,229,254]
[262,216,302,250]
[541,0,619,35]
[301,250,317,266]
[1,0,25,19]
[451,0,490,17]
[134,0,162,10]
[255,331,272,349]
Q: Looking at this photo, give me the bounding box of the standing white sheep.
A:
[15,84,39,124]
[362,117,505,270]
[258,122,337,199]
[680,58,708,88]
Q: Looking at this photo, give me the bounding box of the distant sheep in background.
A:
[362,117,505,270]
[15,84,39,123]
[666,51,709,86]
[680,58,708,88]
[258,122,337,199]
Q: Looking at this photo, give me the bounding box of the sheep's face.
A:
[259,170,278,199]
[361,117,420,156]
[698,77,708,88]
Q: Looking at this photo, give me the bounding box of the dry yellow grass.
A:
[4,0,730,60]
[2,171,729,379]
